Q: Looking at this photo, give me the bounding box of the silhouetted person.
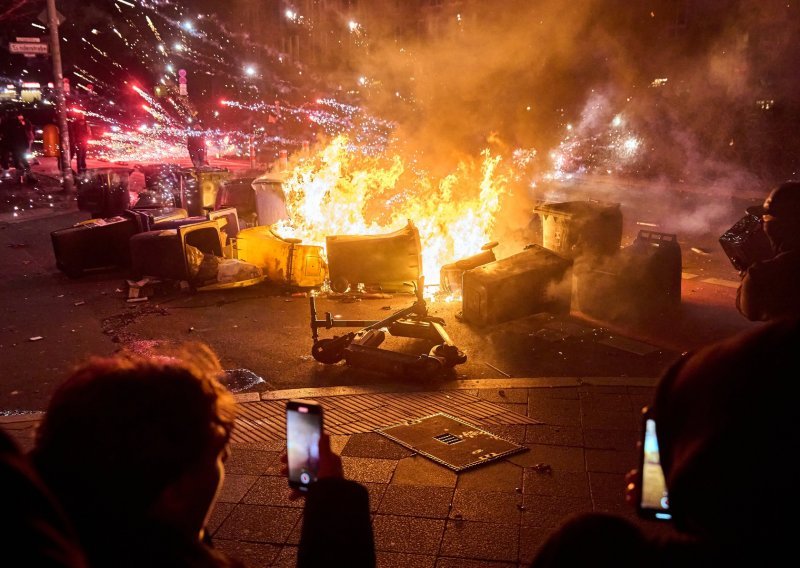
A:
[187,126,207,169]
[0,429,89,568]
[737,181,800,321]
[532,317,800,567]
[1,114,34,180]
[68,113,91,175]
[31,345,244,568]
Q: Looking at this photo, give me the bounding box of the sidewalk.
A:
[1,377,674,568]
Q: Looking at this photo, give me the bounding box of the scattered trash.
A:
[636,221,658,227]
[221,368,266,392]
[73,301,85,306]
[7,243,28,248]
[291,291,308,298]
[126,297,149,303]
[531,463,553,474]
[381,305,392,310]
[29,336,44,342]
[691,247,711,256]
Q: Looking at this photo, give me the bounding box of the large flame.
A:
[273,135,510,286]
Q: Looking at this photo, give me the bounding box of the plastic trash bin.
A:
[76,168,134,218]
[251,171,288,226]
[533,200,622,259]
[180,167,231,216]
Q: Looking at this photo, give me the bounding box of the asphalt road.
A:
[0,172,761,413]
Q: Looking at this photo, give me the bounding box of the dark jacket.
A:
[736,248,800,320]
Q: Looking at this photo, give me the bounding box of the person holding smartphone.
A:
[284,400,376,568]
[532,317,800,567]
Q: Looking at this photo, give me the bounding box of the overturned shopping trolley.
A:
[308,279,466,378]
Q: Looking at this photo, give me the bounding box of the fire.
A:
[273,135,510,287]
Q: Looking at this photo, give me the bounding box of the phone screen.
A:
[286,401,322,491]
[639,417,671,520]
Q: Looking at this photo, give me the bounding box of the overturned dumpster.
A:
[326,221,422,293]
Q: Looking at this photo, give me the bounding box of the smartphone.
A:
[637,408,672,521]
[286,399,323,492]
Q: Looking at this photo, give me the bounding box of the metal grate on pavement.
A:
[232,390,541,444]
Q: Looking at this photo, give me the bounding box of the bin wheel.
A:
[330,276,350,294]
[311,338,346,364]
[414,355,444,377]
[430,344,467,367]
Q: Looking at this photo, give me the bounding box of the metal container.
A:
[326,221,422,293]
[533,200,622,259]
[461,244,572,326]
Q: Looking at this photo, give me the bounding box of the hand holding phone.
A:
[286,399,324,492]
[637,408,671,521]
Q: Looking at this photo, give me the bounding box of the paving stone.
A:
[330,434,349,455]
[225,449,281,476]
[230,439,286,452]
[525,444,585,472]
[271,546,298,567]
[518,525,553,565]
[579,385,628,394]
[342,432,415,459]
[480,423,527,443]
[579,392,633,412]
[456,461,522,492]
[522,469,590,498]
[449,489,522,523]
[212,538,280,567]
[391,456,457,487]
[439,520,518,563]
[342,456,398,483]
[581,408,638,431]
[521,495,593,527]
[527,397,581,426]
[436,558,516,568]
[242,475,303,508]
[372,515,446,555]
[583,428,638,451]
[378,485,454,518]
[588,471,626,503]
[527,387,579,400]
[363,481,389,512]
[207,502,235,535]
[585,449,637,474]
[523,424,583,447]
[475,388,529,403]
[286,513,303,545]
[215,504,301,544]
[376,551,437,568]
[218,474,259,503]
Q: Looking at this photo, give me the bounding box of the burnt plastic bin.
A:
[461,244,573,327]
[76,168,133,218]
[533,200,622,259]
[129,221,224,282]
[439,242,498,294]
[51,215,139,278]
[719,213,774,272]
[326,221,422,293]
[127,207,188,231]
[180,167,231,216]
[215,177,258,227]
[574,230,682,321]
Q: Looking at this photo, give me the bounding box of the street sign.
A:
[179,84,188,96]
[10,42,49,55]
[16,37,44,43]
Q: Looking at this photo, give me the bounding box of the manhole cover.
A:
[376,412,528,472]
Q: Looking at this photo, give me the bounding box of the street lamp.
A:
[244,65,257,77]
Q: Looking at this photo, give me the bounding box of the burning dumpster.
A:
[573,230,682,321]
[533,200,622,259]
[461,244,573,326]
[719,212,774,272]
[235,226,326,287]
[326,221,422,293]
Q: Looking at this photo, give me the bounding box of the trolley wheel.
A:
[311,338,346,364]
[430,344,467,367]
[330,276,350,294]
